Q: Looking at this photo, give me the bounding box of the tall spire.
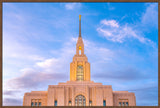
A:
[79,15,81,37]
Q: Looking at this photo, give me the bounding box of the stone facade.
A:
[23,15,136,106]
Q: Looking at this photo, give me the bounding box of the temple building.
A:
[23,15,136,106]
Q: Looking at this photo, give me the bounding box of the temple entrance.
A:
[75,95,86,106]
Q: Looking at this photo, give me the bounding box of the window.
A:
[76,65,84,81]
[119,102,121,106]
[79,46,81,55]
[118,99,129,106]
[126,102,128,106]
[75,95,86,106]
[89,100,92,106]
[83,98,85,106]
[31,99,41,106]
[31,102,34,106]
[122,102,125,106]
[69,100,71,106]
[38,102,41,106]
[54,100,57,106]
[103,100,106,106]
[79,50,81,55]
[35,102,37,106]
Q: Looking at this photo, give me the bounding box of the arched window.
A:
[76,65,84,81]
[31,102,34,106]
[54,100,57,106]
[75,95,86,106]
[38,102,41,106]
[118,99,129,106]
[89,100,92,106]
[103,100,106,106]
[35,102,37,106]
[122,102,125,106]
[69,100,71,106]
[79,46,81,55]
[126,102,128,106]
[31,99,41,106]
[119,102,121,106]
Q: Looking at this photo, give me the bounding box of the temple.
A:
[23,15,136,106]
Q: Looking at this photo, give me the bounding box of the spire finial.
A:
[79,15,81,21]
[79,15,81,37]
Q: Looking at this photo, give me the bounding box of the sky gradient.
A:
[3,3,158,106]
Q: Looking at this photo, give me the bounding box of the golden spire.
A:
[79,15,81,37]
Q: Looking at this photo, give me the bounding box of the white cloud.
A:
[36,58,59,68]
[101,19,119,28]
[65,3,81,10]
[97,3,158,45]
[97,19,152,43]
[141,3,158,28]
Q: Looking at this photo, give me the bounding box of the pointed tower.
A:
[76,15,84,56]
[70,15,90,81]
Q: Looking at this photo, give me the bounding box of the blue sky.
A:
[3,3,158,106]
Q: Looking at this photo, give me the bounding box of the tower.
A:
[23,15,136,107]
[70,15,90,81]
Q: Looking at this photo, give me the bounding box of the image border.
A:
[0,0,159,107]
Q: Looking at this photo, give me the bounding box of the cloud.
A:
[3,36,39,60]
[7,67,67,89]
[101,19,119,28]
[127,82,158,106]
[97,19,152,43]
[4,37,114,90]
[97,3,158,45]
[118,81,158,106]
[135,87,158,106]
[3,90,20,96]
[3,37,76,96]
[36,58,60,68]
[3,98,22,106]
[92,67,150,82]
[141,3,158,28]
[65,3,81,10]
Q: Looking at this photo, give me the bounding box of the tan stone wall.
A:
[113,91,136,106]
[103,86,114,106]
[23,91,47,106]
[94,86,113,106]
[85,62,90,81]
[23,81,136,106]
[47,85,65,106]
[47,81,104,106]
[47,81,114,106]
